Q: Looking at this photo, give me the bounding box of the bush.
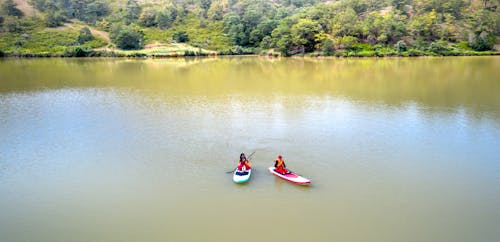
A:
[394,40,407,53]
[321,38,335,56]
[468,32,494,51]
[2,0,24,18]
[173,30,189,43]
[112,26,144,50]
[407,48,425,56]
[455,41,471,50]
[356,50,376,57]
[64,46,92,57]
[77,27,94,44]
[375,47,397,56]
[429,40,451,55]
[0,49,4,57]
[349,43,373,52]
[46,11,66,27]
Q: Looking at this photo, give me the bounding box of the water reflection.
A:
[0,57,499,242]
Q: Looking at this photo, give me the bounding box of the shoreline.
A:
[1,50,499,58]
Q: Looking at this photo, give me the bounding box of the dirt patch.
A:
[380,6,392,15]
[89,28,111,43]
[1,0,39,16]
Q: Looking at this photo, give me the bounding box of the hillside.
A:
[0,0,499,57]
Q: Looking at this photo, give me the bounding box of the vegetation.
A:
[0,0,498,57]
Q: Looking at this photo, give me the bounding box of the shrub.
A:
[349,43,373,52]
[407,48,425,56]
[356,50,376,57]
[173,30,189,43]
[77,27,94,44]
[64,46,92,57]
[429,40,451,55]
[394,40,407,53]
[2,0,24,18]
[321,38,335,56]
[112,26,144,50]
[468,32,494,51]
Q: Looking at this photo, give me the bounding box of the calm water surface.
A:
[0,57,499,242]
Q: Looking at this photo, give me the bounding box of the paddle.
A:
[226,151,256,173]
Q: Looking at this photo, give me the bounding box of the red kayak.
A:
[268,167,311,185]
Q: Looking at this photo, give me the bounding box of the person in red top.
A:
[274,155,290,174]
[237,153,252,171]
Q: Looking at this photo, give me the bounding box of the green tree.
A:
[394,40,407,53]
[173,30,189,43]
[223,13,246,45]
[291,19,320,52]
[77,27,94,44]
[139,9,157,27]
[207,0,225,20]
[111,25,144,50]
[465,8,496,51]
[2,0,24,17]
[155,10,174,29]
[271,23,293,56]
[409,9,438,41]
[43,0,66,27]
[320,37,335,55]
[124,0,141,25]
[330,7,360,37]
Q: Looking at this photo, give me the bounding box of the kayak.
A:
[233,169,252,183]
[268,167,310,185]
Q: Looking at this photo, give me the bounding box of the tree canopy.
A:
[1,0,499,54]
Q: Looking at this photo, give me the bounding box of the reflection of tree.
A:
[0,57,498,121]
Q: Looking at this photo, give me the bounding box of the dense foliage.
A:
[0,0,498,56]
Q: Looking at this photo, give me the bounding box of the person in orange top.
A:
[237,153,252,171]
[274,155,290,174]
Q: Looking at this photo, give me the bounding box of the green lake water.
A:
[0,56,499,242]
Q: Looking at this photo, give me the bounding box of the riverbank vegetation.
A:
[0,0,498,57]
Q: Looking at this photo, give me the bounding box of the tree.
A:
[465,8,496,51]
[394,40,407,53]
[223,13,246,45]
[139,9,158,27]
[468,31,495,51]
[173,30,189,43]
[46,10,66,27]
[124,0,141,25]
[330,7,360,37]
[207,0,225,20]
[42,0,66,27]
[271,24,293,56]
[291,19,320,52]
[320,37,335,55]
[155,10,173,29]
[2,0,24,17]
[112,25,144,50]
[409,9,438,41]
[78,27,94,44]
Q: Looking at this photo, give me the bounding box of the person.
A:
[237,153,252,172]
[274,155,290,174]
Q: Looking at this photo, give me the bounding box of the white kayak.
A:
[233,169,252,183]
[268,167,310,185]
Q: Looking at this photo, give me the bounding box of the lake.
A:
[1,56,499,242]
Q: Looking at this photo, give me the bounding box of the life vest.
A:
[238,160,251,171]
[275,159,288,174]
[275,159,285,168]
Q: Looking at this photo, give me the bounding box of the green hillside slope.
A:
[0,0,498,57]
